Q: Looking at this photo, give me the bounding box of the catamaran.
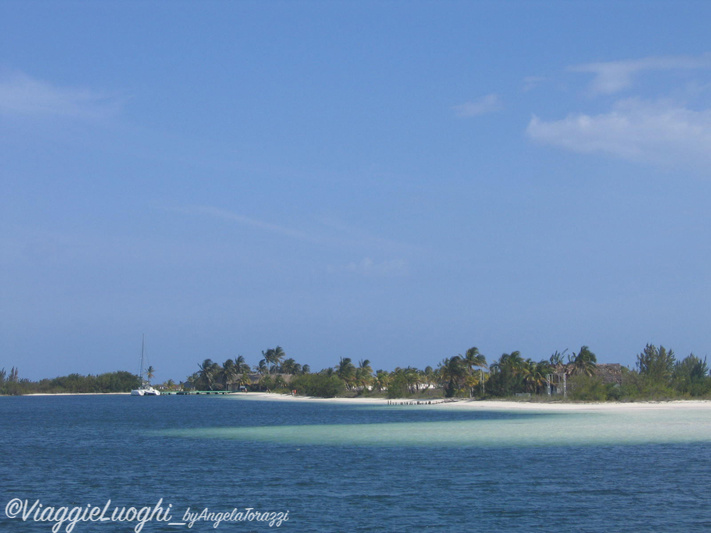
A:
[131,335,160,396]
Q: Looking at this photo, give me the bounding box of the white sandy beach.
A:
[16,391,711,414]
[227,391,711,412]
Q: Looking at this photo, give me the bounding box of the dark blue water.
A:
[1,395,710,532]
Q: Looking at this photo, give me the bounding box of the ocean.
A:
[1,395,710,532]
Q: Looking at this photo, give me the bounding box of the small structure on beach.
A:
[545,363,624,396]
[225,373,295,392]
[594,364,623,386]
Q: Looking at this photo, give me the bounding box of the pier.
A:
[162,390,243,395]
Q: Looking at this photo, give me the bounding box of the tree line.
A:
[185,343,711,400]
[4,342,707,400]
[0,368,141,395]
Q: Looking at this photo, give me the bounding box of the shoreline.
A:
[225,392,711,411]
[12,391,711,412]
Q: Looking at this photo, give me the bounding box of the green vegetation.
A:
[5,343,710,401]
[290,372,346,398]
[0,368,140,395]
[183,343,711,402]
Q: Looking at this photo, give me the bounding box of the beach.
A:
[226,391,711,412]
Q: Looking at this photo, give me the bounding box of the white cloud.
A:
[171,207,417,273]
[170,205,315,242]
[0,71,120,119]
[523,76,546,92]
[571,53,711,95]
[453,93,502,118]
[339,257,408,277]
[527,98,711,167]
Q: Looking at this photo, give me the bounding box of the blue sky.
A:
[2,1,710,381]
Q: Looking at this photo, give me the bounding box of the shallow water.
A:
[2,395,711,532]
[159,402,711,447]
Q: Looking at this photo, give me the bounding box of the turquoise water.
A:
[2,396,711,532]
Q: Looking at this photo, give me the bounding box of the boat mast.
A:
[140,334,145,385]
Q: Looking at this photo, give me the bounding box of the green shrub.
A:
[290,373,346,398]
[569,374,608,401]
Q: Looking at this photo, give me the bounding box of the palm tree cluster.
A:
[184,345,595,397]
[333,358,375,391]
[486,346,601,397]
[183,343,711,400]
[439,347,488,398]
[186,347,312,391]
[187,355,253,391]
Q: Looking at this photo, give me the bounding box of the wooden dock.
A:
[162,390,243,395]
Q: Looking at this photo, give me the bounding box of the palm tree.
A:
[356,359,374,392]
[262,346,286,374]
[528,360,553,394]
[439,356,467,397]
[461,347,487,397]
[464,373,482,397]
[281,358,300,375]
[238,371,252,391]
[256,359,268,375]
[221,358,238,390]
[463,347,488,372]
[197,359,220,390]
[549,349,567,367]
[392,366,421,394]
[272,346,285,373]
[571,346,597,376]
[489,351,525,396]
[146,365,155,382]
[336,357,356,389]
[373,370,390,392]
[234,355,250,374]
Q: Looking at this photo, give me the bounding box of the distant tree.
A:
[673,354,710,396]
[336,357,356,389]
[570,346,597,376]
[422,366,436,390]
[637,344,675,386]
[262,346,286,374]
[525,359,553,394]
[463,347,488,373]
[256,359,268,375]
[0,370,139,395]
[281,358,301,375]
[197,359,220,390]
[549,350,567,367]
[355,359,374,392]
[291,372,346,398]
[260,374,274,392]
[273,375,287,390]
[569,373,608,401]
[461,347,487,397]
[373,370,390,392]
[234,355,250,374]
[487,351,525,396]
[221,359,238,389]
[439,356,467,397]
[390,367,421,394]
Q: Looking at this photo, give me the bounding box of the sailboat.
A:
[131,335,160,396]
